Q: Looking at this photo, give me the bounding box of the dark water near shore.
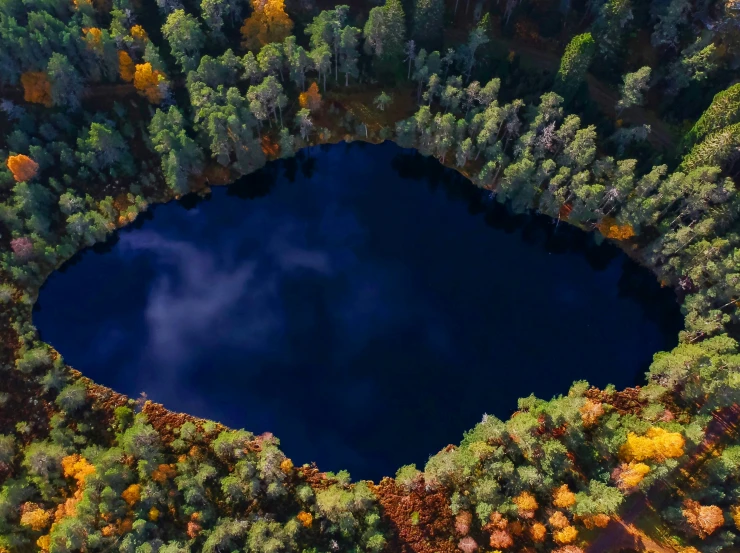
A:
[35,142,682,481]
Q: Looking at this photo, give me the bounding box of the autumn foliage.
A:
[7,154,39,182]
[682,500,724,538]
[21,72,52,106]
[513,491,538,518]
[130,24,148,42]
[619,427,685,462]
[240,0,294,51]
[552,485,576,508]
[121,483,141,506]
[553,525,578,544]
[134,63,165,103]
[20,506,52,531]
[61,454,95,484]
[579,399,604,427]
[529,522,547,542]
[297,511,313,528]
[299,82,322,112]
[118,51,135,82]
[597,216,636,240]
[83,27,103,51]
[613,461,650,491]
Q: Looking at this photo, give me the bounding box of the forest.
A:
[1,0,740,551]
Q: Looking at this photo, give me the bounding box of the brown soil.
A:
[371,477,456,553]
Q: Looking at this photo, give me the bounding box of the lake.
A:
[34,141,683,482]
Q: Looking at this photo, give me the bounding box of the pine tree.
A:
[684,84,740,149]
[363,0,406,61]
[338,26,360,86]
[163,9,205,72]
[412,0,444,47]
[616,66,651,115]
[554,33,596,101]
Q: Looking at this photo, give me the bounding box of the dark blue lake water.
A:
[34,142,682,481]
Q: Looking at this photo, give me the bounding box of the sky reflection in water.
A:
[35,142,682,481]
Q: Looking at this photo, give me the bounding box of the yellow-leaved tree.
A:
[118,51,135,82]
[619,427,685,462]
[133,63,166,103]
[240,0,294,51]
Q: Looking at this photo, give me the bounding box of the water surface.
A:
[35,142,682,481]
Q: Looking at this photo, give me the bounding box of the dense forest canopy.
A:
[1,0,740,552]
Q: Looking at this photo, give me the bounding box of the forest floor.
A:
[492,36,675,151]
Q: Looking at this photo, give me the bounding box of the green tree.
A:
[149,106,204,194]
[650,0,691,49]
[47,53,84,110]
[310,44,331,91]
[554,33,596,101]
[163,9,205,72]
[666,38,719,95]
[592,0,633,56]
[616,66,651,114]
[284,36,310,90]
[257,42,284,80]
[201,0,242,39]
[305,6,348,82]
[338,26,360,86]
[684,83,740,149]
[374,91,392,111]
[363,0,406,61]
[412,0,444,47]
[680,123,740,172]
[76,122,134,176]
[295,108,313,140]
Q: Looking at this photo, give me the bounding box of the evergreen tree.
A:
[339,26,360,86]
[363,0,406,61]
[149,106,204,194]
[163,9,205,72]
[616,66,651,115]
[412,0,444,47]
[47,53,84,111]
[684,84,740,149]
[554,33,596,101]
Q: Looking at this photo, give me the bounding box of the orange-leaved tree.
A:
[21,72,52,106]
[240,0,294,51]
[299,82,322,112]
[118,51,135,82]
[7,155,39,182]
[133,63,166,103]
[682,499,724,539]
[597,216,635,240]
